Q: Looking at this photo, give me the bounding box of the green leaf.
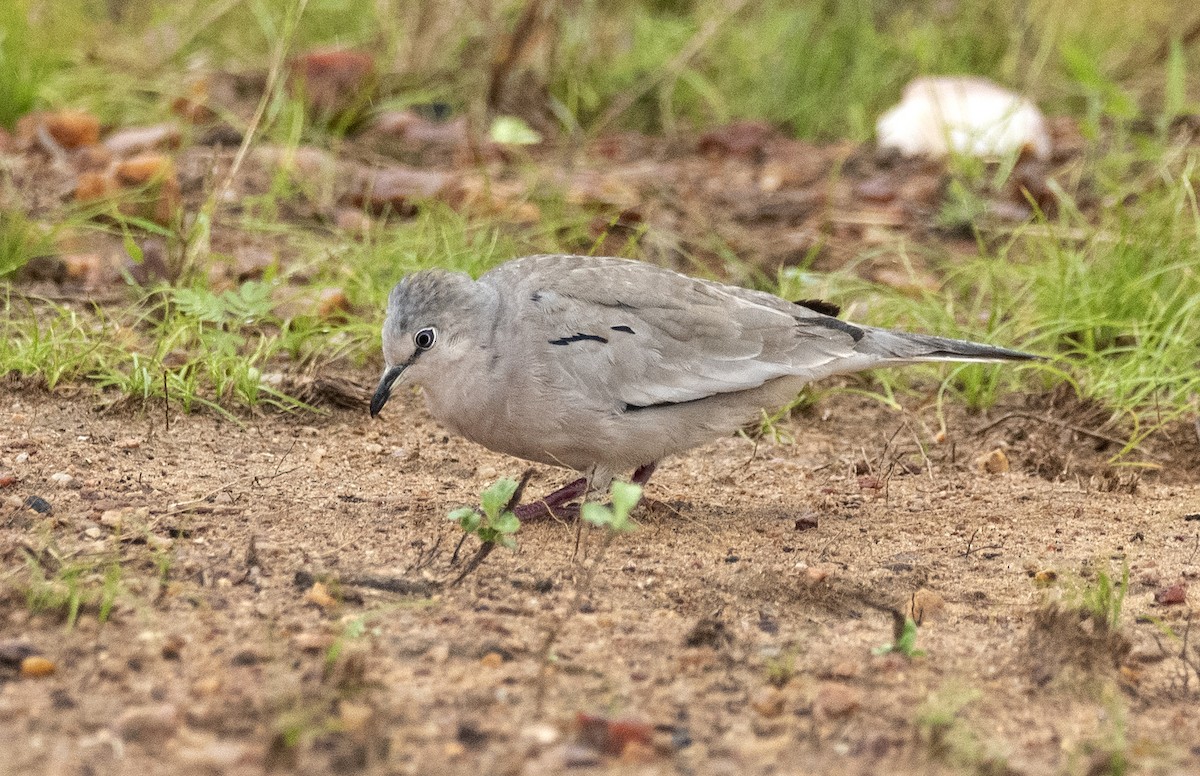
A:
[581,502,612,528]
[448,506,476,524]
[873,618,926,657]
[448,507,481,533]
[488,115,542,146]
[120,223,144,265]
[491,512,520,535]
[609,481,643,518]
[480,478,519,518]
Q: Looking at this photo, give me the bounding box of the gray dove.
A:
[370,254,1033,518]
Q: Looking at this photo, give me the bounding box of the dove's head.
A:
[370,269,492,417]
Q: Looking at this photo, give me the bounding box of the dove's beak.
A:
[370,364,407,418]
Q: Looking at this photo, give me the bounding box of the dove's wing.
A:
[482,255,865,411]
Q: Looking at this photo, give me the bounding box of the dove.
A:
[370,255,1033,518]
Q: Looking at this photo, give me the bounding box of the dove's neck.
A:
[419,281,505,430]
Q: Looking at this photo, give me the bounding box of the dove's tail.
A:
[857,328,1038,365]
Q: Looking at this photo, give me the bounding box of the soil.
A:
[3,383,1200,775]
[4,98,1200,774]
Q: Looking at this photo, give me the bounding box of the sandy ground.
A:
[2,381,1200,776]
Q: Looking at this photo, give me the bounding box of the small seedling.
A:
[447,473,530,586]
[764,649,799,687]
[448,477,524,550]
[1079,565,1129,629]
[324,615,368,672]
[580,481,643,533]
[874,615,926,658]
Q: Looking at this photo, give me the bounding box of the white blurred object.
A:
[876,76,1052,160]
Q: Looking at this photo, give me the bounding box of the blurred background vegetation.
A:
[3,0,1197,137]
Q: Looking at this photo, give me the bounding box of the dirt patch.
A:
[2,384,1200,774]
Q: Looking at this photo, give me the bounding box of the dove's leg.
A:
[632,462,657,486]
[514,463,659,522]
[513,477,588,521]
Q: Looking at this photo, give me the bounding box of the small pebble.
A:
[1155,583,1188,606]
[829,659,861,679]
[14,453,29,464]
[480,651,504,668]
[161,634,185,660]
[23,495,52,514]
[339,701,372,732]
[192,677,221,695]
[803,567,829,584]
[177,740,247,770]
[814,682,861,720]
[334,208,371,233]
[617,740,658,763]
[20,656,57,678]
[522,723,560,747]
[908,588,946,623]
[562,743,602,767]
[305,582,338,609]
[977,448,1010,474]
[750,687,785,718]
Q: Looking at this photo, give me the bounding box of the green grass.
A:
[21,547,124,628]
[1076,565,1130,629]
[0,209,55,277]
[766,137,1200,447]
[0,1,64,127]
[2,280,357,413]
[914,685,1012,773]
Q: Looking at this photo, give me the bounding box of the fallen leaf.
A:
[115,153,173,186]
[290,48,375,118]
[316,288,351,319]
[353,166,458,214]
[44,110,102,149]
[75,171,120,202]
[698,120,775,158]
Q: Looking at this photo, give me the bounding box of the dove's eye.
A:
[413,327,437,350]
